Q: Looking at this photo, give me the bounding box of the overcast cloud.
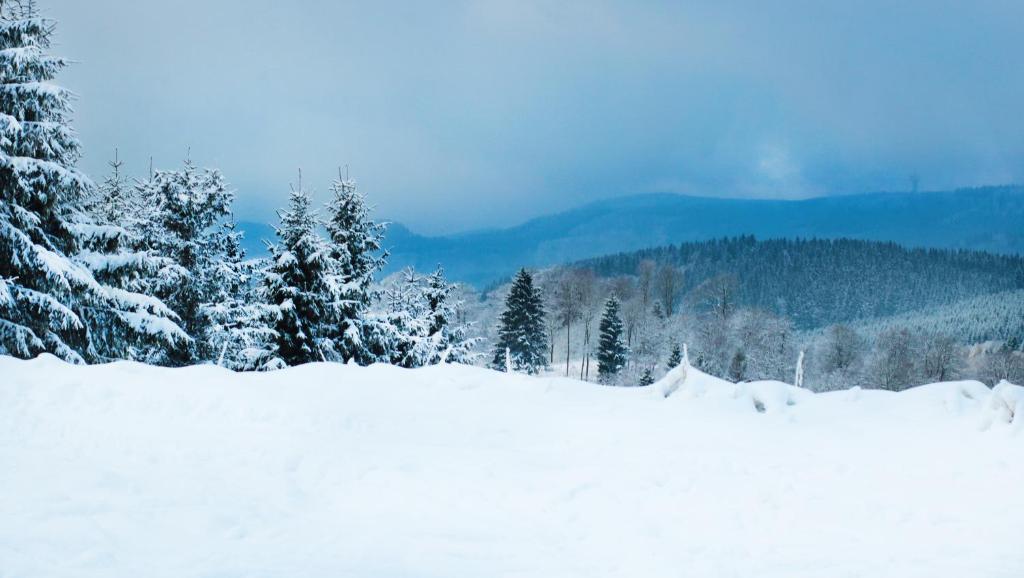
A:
[49,0,1024,233]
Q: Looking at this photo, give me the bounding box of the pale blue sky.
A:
[49,0,1024,233]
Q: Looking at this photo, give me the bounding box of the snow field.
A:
[1,355,1022,578]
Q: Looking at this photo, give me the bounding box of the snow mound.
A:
[656,362,811,414]
[1,355,1022,578]
[981,380,1024,431]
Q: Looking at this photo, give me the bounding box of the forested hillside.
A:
[844,290,1024,346]
[573,237,1024,329]
[367,188,1024,285]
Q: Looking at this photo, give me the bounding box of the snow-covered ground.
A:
[1,355,1022,578]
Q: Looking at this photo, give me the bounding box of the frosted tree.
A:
[84,149,134,225]
[728,350,747,382]
[203,222,280,371]
[667,343,683,369]
[919,331,962,383]
[421,265,478,364]
[367,278,432,368]
[367,267,478,368]
[323,175,387,364]
[262,184,339,366]
[655,264,683,317]
[597,296,627,384]
[980,340,1024,385]
[0,3,185,362]
[870,327,917,391]
[78,152,188,361]
[135,159,239,364]
[639,367,655,387]
[574,269,599,380]
[554,270,583,376]
[490,269,547,373]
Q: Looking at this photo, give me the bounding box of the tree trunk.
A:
[565,322,571,377]
[580,326,588,380]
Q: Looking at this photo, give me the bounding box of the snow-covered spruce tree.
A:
[262,185,339,366]
[203,220,280,371]
[421,265,479,364]
[597,296,627,384]
[77,151,188,361]
[372,266,479,368]
[639,367,655,387]
[83,149,134,225]
[667,343,682,369]
[0,3,185,362]
[490,268,547,374]
[323,176,387,364]
[368,268,434,368]
[136,159,238,364]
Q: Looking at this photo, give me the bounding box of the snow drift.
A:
[1,355,1022,578]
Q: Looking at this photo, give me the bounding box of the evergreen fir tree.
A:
[77,152,188,361]
[262,184,338,366]
[421,265,478,364]
[136,159,237,364]
[667,343,682,368]
[367,269,435,368]
[84,149,134,225]
[728,350,747,382]
[322,176,387,363]
[639,367,655,387]
[490,269,547,374]
[597,296,627,383]
[203,220,280,371]
[0,3,185,362]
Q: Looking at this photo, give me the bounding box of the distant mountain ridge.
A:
[240,186,1024,285]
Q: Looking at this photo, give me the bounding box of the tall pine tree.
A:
[203,219,280,370]
[490,269,547,374]
[78,151,188,361]
[597,296,627,383]
[667,343,682,368]
[0,2,184,362]
[136,159,237,364]
[422,265,478,364]
[323,175,387,364]
[262,184,338,366]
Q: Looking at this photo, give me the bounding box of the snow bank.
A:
[1,355,1022,578]
[657,363,816,414]
[982,380,1024,431]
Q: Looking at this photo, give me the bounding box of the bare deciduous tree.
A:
[871,327,916,391]
[655,264,684,317]
[920,332,963,382]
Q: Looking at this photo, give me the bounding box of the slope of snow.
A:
[1,355,1022,578]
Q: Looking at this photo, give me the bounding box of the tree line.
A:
[575,236,1024,329]
[481,263,1024,389]
[0,4,474,370]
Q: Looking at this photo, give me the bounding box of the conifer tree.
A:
[78,152,188,361]
[365,267,480,368]
[367,269,432,368]
[667,343,682,368]
[420,265,478,364]
[204,220,280,370]
[0,2,185,362]
[262,184,338,366]
[597,296,627,383]
[639,367,655,387]
[324,175,388,363]
[490,269,547,374]
[136,159,236,364]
